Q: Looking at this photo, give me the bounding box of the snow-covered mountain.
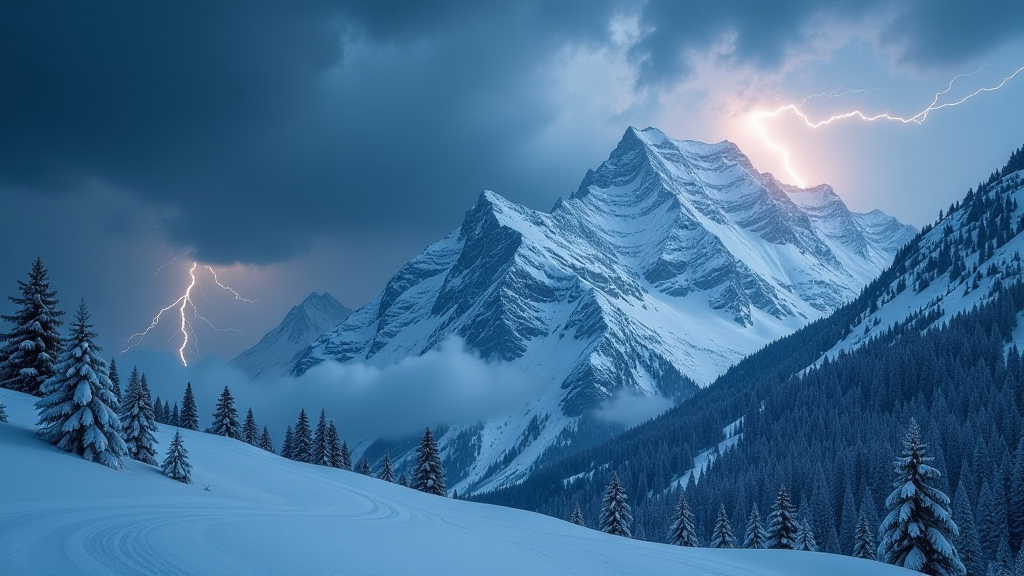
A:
[289,127,915,494]
[232,292,351,379]
[0,391,915,576]
[820,160,1024,360]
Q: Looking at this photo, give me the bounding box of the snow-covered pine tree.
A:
[379,453,395,482]
[358,456,371,475]
[327,420,342,468]
[795,518,818,552]
[122,371,159,465]
[878,420,965,576]
[242,408,258,446]
[161,430,192,484]
[259,426,275,453]
[35,300,126,469]
[1,258,64,396]
[398,472,408,487]
[413,427,446,496]
[744,503,767,549]
[169,403,180,427]
[281,425,294,459]
[0,394,7,422]
[599,472,632,538]
[767,485,799,549]
[570,501,586,527]
[669,492,699,546]
[108,357,121,402]
[179,382,199,431]
[711,503,736,548]
[292,409,312,462]
[339,440,352,471]
[210,386,241,439]
[854,512,877,560]
[311,409,330,466]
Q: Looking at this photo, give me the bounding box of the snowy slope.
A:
[0,391,917,576]
[290,127,915,494]
[232,292,351,379]
[820,168,1024,360]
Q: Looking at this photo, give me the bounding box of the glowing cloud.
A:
[749,64,1024,188]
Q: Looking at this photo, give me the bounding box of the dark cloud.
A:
[1,0,1021,272]
[0,0,619,267]
[629,0,1024,86]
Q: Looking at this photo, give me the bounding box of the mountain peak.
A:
[284,125,916,493]
[231,291,352,379]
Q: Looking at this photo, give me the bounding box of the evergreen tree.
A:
[669,492,699,546]
[570,501,586,527]
[122,371,159,465]
[327,421,342,468]
[599,472,632,538]
[161,430,192,484]
[311,409,330,466]
[1011,439,1024,554]
[953,481,986,576]
[339,440,353,471]
[169,403,180,427]
[281,425,294,459]
[292,409,312,462]
[379,453,395,482]
[767,486,799,549]
[259,426,275,453]
[35,300,125,469]
[210,386,240,439]
[242,408,259,446]
[1,258,64,396]
[744,503,767,549]
[120,366,140,423]
[413,427,446,496]
[358,456,371,476]
[795,518,818,552]
[854,512,877,560]
[179,382,199,431]
[398,472,408,487]
[979,480,1010,562]
[840,486,859,555]
[153,396,165,424]
[711,503,736,548]
[878,420,965,576]
[0,394,8,423]
[108,357,121,402]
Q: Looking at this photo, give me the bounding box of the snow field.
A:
[0,390,916,575]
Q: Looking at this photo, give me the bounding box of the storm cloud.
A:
[4,0,1019,266]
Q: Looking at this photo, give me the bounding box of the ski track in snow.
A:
[0,391,916,575]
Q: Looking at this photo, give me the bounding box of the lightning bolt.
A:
[749,64,1024,188]
[123,261,255,366]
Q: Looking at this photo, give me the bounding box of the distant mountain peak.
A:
[231,291,352,379]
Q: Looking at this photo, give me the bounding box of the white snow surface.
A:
[0,391,916,576]
[280,127,914,495]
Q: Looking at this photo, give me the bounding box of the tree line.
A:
[0,259,448,498]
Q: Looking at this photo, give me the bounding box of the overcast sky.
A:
[2,0,1023,365]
